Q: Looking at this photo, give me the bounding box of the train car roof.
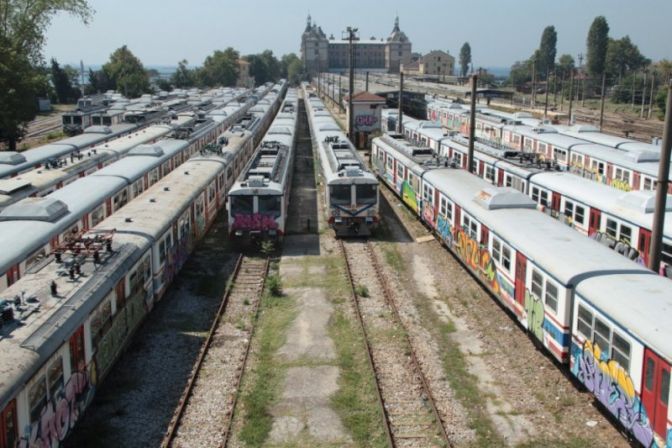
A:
[422,169,652,285]
[569,144,664,177]
[0,176,126,274]
[504,124,592,150]
[557,125,637,149]
[576,273,672,361]
[529,172,672,236]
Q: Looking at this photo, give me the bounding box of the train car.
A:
[304,85,379,236]
[527,171,672,277]
[373,133,672,446]
[228,90,299,241]
[0,86,283,448]
[559,123,663,153]
[0,90,273,294]
[61,95,109,135]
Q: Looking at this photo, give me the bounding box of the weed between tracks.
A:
[238,267,295,447]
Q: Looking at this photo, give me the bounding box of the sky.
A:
[44,0,672,69]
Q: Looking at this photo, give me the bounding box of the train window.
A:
[485,166,495,182]
[643,177,655,190]
[231,196,254,214]
[462,214,478,240]
[73,115,82,125]
[159,240,167,265]
[531,187,540,203]
[662,243,672,264]
[423,184,433,205]
[553,148,567,162]
[91,206,105,227]
[491,236,512,272]
[591,160,605,176]
[132,180,144,197]
[90,299,113,348]
[501,245,511,271]
[564,200,574,218]
[645,358,655,390]
[47,356,64,400]
[606,219,618,239]
[538,143,547,154]
[531,269,544,299]
[593,317,611,354]
[545,281,558,313]
[386,156,393,171]
[619,225,632,245]
[577,305,593,340]
[396,163,404,179]
[454,153,462,167]
[259,195,281,215]
[356,185,377,205]
[574,206,585,225]
[539,190,549,207]
[661,370,670,405]
[28,377,47,423]
[439,197,448,218]
[611,332,631,371]
[330,186,351,205]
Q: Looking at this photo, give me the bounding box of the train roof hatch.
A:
[0,197,69,222]
[473,187,536,211]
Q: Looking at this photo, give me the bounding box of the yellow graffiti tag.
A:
[585,340,635,398]
[610,178,632,192]
[454,228,500,295]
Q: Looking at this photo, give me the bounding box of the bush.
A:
[267,274,283,297]
[355,284,369,298]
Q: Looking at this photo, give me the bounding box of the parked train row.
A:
[0,85,276,294]
[0,80,287,448]
[371,133,672,448]
[425,99,671,194]
[303,84,380,236]
[385,111,672,278]
[2,88,247,181]
[228,89,299,240]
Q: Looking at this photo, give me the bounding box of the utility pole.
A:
[641,71,648,118]
[649,80,672,274]
[544,72,550,119]
[553,67,558,107]
[397,71,404,133]
[567,69,575,125]
[365,71,369,91]
[599,72,607,131]
[531,58,537,109]
[648,72,656,120]
[345,26,358,143]
[631,73,637,110]
[560,72,566,111]
[468,74,478,172]
[338,76,343,112]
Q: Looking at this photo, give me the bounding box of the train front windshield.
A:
[230,196,254,215]
[258,195,281,216]
[330,185,351,205]
[356,184,377,205]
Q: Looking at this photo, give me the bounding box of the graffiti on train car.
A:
[19,364,97,448]
[571,340,656,447]
[401,181,418,214]
[524,289,545,341]
[232,213,279,231]
[610,178,632,192]
[436,215,501,295]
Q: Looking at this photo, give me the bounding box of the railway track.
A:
[339,239,452,448]
[161,255,269,448]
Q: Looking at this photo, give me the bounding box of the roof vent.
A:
[0,152,27,165]
[616,191,672,214]
[473,187,537,210]
[184,171,190,175]
[129,144,164,157]
[149,198,156,203]
[125,217,133,223]
[164,187,170,192]
[0,197,69,222]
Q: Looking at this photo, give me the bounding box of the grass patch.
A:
[354,284,369,297]
[238,284,295,447]
[267,274,283,297]
[329,303,388,447]
[516,437,593,448]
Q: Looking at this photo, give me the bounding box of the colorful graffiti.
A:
[355,114,378,129]
[232,213,278,231]
[422,203,435,225]
[610,178,633,192]
[571,340,655,447]
[401,181,418,214]
[435,216,501,294]
[19,364,97,448]
[524,289,544,341]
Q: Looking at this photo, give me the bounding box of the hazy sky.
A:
[45,0,672,68]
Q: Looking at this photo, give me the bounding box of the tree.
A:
[508,59,533,89]
[102,45,150,98]
[606,36,649,81]
[171,59,195,88]
[0,0,92,150]
[586,16,609,77]
[198,48,239,87]
[653,59,672,83]
[86,68,114,94]
[247,50,281,85]
[537,26,557,78]
[287,58,304,86]
[51,58,80,103]
[459,42,471,77]
[557,54,575,77]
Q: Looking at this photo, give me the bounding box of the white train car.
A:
[228,89,299,241]
[303,84,379,236]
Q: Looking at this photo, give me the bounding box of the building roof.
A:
[348,91,386,103]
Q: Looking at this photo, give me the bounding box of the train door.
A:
[641,349,671,439]
[514,252,527,306]
[0,400,17,448]
[454,206,461,233]
[551,192,561,213]
[480,225,489,247]
[478,161,484,177]
[588,208,601,236]
[6,266,19,287]
[497,169,504,187]
[69,326,86,372]
[633,172,641,190]
[606,164,614,182]
[638,228,652,266]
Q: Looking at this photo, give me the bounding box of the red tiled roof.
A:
[346,91,386,102]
